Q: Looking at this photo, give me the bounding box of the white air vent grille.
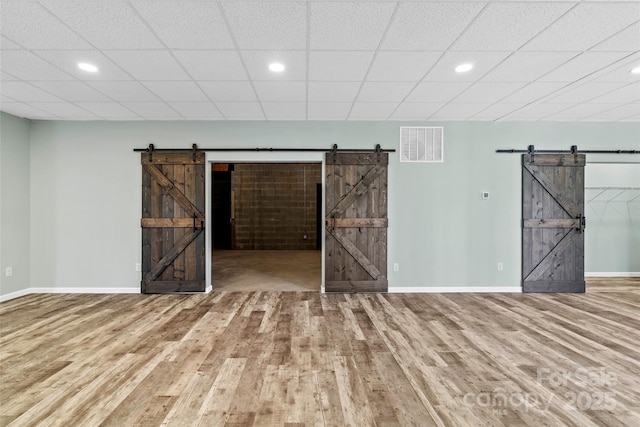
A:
[400,126,443,163]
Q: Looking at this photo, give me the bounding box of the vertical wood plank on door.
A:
[162,165,175,281]
[345,164,357,281]
[151,166,163,283]
[141,162,152,290]
[355,164,369,281]
[194,156,206,283]
[173,165,186,281]
[184,163,196,283]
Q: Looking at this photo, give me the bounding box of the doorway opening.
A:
[210,162,322,291]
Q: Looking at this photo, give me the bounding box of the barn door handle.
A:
[193,213,197,232]
[577,214,586,234]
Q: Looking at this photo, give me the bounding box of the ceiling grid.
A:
[0,0,638,122]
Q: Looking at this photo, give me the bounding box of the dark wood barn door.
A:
[522,153,585,293]
[141,151,206,293]
[325,152,388,292]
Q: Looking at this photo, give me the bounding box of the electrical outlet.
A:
[5,267,13,277]
[482,191,490,200]
[393,263,399,272]
[135,263,141,272]
[497,262,503,272]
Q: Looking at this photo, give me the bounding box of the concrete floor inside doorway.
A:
[212,250,321,292]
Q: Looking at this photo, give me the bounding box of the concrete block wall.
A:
[232,163,321,250]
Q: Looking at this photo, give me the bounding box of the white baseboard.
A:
[30,287,140,294]
[586,272,640,277]
[388,286,522,293]
[0,288,32,303]
[1,286,140,302]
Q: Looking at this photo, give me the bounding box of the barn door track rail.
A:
[134,143,396,153]
[497,144,639,159]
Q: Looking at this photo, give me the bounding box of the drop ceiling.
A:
[0,0,639,122]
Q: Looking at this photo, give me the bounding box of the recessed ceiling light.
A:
[455,63,473,73]
[268,62,285,72]
[631,65,640,74]
[78,62,98,72]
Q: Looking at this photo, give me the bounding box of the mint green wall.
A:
[0,112,31,297]
[24,120,638,290]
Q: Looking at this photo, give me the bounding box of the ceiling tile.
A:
[309,51,374,81]
[42,1,163,49]
[590,21,640,52]
[432,103,493,119]
[0,103,54,119]
[451,2,574,51]
[594,55,640,82]
[0,2,93,50]
[587,83,640,104]
[35,50,134,81]
[308,82,360,102]
[382,2,485,50]
[85,81,160,102]
[389,103,443,120]
[539,52,632,82]
[174,51,248,81]
[481,52,578,82]
[500,82,568,103]
[28,102,97,119]
[74,102,140,118]
[170,102,222,119]
[587,103,640,121]
[350,103,398,119]
[1,94,16,103]
[308,102,351,119]
[471,103,528,120]
[545,103,620,121]
[216,102,264,119]
[263,102,306,120]
[522,3,640,52]
[425,51,512,82]
[121,102,180,119]
[1,72,19,81]
[548,82,628,103]
[405,82,472,103]
[104,51,190,80]
[357,82,414,103]
[253,81,306,102]
[240,51,306,81]
[504,103,574,120]
[142,81,208,102]
[455,82,526,103]
[367,52,442,82]
[0,50,74,81]
[310,2,395,50]
[0,81,63,102]
[1,36,22,50]
[221,2,307,50]
[131,1,234,49]
[29,81,110,102]
[200,81,257,102]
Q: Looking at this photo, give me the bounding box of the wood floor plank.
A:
[1,279,639,426]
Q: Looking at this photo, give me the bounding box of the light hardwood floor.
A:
[1,279,639,426]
